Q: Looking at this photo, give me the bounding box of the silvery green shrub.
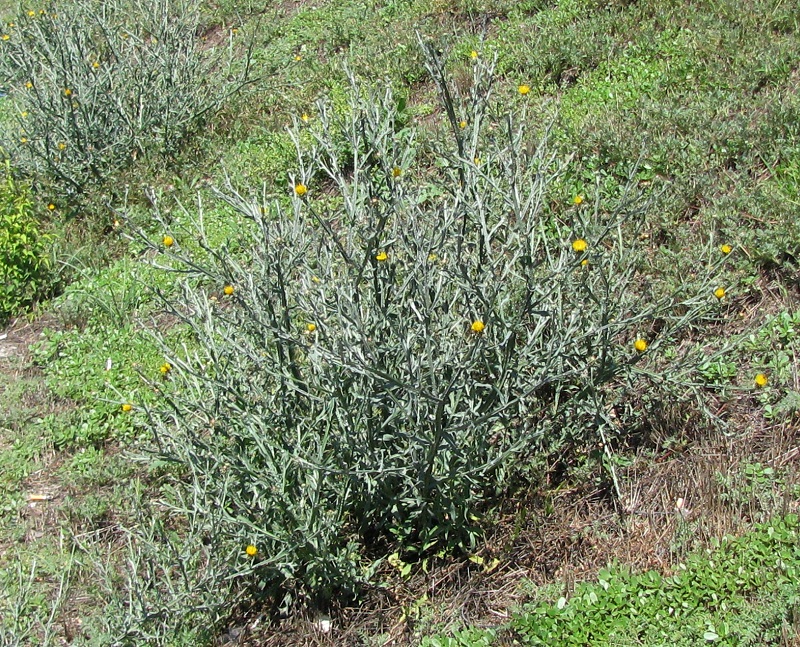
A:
[0,0,247,196]
[125,54,726,613]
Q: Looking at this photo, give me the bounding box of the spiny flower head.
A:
[572,238,587,252]
[294,183,307,197]
[720,244,732,255]
[634,338,648,352]
[471,320,485,333]
[223,285,235,296]
[245,544,258,557]
[518,84,530,95]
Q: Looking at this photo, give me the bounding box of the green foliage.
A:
[0,162,49,322]
[421,627,497,647]
[114,53,731,620]
[0,0,248,197]
[511,515,800,646]
[25,251,194,450]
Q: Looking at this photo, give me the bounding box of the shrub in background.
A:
[0,162,49,324]
[117,52,730,624]
[0,0,249,197]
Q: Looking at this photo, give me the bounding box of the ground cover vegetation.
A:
[0,0,799,644]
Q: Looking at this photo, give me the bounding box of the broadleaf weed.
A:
[118,51,735,619]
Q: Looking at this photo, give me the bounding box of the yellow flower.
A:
[581,258,589,267]
[92,61,100,69]
[294,183,307,197]
[428,253,438,262]
[714,287,725,299]
[301,112,310,122]
[573,194,584,205]
[63,88,72,96]
[7,22,14,27]
[375,251,388,262]
[754,373,768,387]
[27,10,35,17]
[634,338,648,352]
[25,81,32,89]
[306,323,317,332]
[20,137,27,144]
[47,203,55,211]
[121,403,133,412]
[473,157,482,165]
[392,166,402,178]
[245,544,258,557]
[458,120,467,129]
[57,142,66,150]
[160,362,172,375]
[518,84,530,95]
[223,285,235,296]
[162,235,174,247]
[572,238,587,252]
[2,35,9,41]
[720,244,732,255]
[471,320,485,333]
[294,54,302,61]
[470,50,478,59]
[21,111,27,118]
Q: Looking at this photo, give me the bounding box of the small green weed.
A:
[0,161,49,323]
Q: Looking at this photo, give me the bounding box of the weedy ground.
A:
[0,0,799,645]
